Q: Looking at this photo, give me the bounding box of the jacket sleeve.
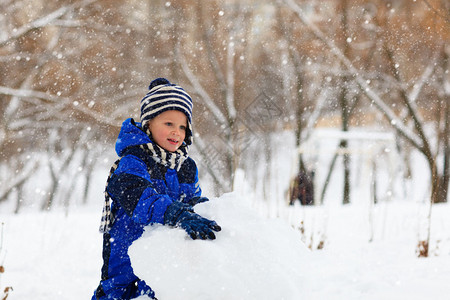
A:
[179,158,203,203]
[191,167,202,198]
[107,154,172,225]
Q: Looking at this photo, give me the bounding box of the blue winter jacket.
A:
[93,118,202,299]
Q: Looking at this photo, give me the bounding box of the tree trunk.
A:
[339,83,351,205]
[320,151,339,205]
[435,49,450,203]
[14,182,25,214]
[42,162,58,211]
[420,158,438,257]
[339,0,351,205]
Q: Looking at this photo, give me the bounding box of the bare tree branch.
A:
[283,0,423,149]
[0,0,97,48]
[422,0,450,24]
[179,56,230,130]
[0,160,39,201]
[0,86,120,127]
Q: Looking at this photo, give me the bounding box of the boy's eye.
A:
[180,125,186,131]
[165,122,173,126]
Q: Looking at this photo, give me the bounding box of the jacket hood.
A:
[115,118,151,156]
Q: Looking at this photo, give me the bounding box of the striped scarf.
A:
[98,141,189,233]
[139,141,188,172]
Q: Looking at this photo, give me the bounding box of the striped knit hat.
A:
[140,78,193,145]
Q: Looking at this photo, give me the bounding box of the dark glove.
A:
[185,196,209,207]
[164,201,221,240]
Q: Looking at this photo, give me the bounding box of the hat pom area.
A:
[141,77,194,145]
[148,78,171,90]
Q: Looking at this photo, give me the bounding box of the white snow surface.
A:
[2,192,450,299]
[2,130,450,299]
[130,193,310,300]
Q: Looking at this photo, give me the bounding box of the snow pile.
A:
[129,193,311,300]
[2,195,450,299]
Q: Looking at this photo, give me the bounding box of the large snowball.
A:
[130,193,311,300]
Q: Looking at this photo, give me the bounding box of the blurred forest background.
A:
[0,0,449,220]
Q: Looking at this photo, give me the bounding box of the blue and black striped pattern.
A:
[140,78,193,145]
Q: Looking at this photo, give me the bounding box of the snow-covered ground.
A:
[1,129,450,299]
[2,194,450,299]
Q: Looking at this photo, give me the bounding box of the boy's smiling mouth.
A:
[168,138,178,145]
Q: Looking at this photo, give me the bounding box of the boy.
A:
[92,78,221,300]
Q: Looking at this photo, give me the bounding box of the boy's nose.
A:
[172,128,180,136]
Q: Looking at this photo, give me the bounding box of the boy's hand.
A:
[185,196,209,207]
[177,210,221,240]
[164,201,221,240]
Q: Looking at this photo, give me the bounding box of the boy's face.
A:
[148,110,187,152]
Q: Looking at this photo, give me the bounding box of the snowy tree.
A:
[0,0,447,223]
[0,0,170,209]
[283,0,449,256]
[173,1,261,192]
